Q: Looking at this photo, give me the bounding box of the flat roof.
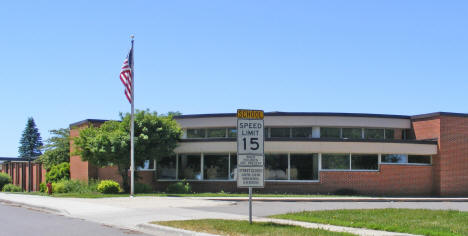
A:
[69,111,468,126]
[69,119,109,128]
[411,112,468,120]
[0,157,38,161]
[174,112,411,119]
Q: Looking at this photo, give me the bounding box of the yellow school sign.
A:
[237,109,264,120]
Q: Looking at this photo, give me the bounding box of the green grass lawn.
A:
[272,208,468,236]
[13,191,350,198]
[154,219,355,236]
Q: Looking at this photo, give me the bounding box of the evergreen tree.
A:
[18,117,43,158]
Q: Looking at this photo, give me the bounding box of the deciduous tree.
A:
[39,128,70,170]
[74,110,181,191]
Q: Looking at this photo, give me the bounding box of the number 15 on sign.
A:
[237,119,264,155]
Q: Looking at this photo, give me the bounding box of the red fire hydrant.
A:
[47,182,53,195]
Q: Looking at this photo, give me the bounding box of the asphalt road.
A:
[0,203,152,236]
[192,200,468,217]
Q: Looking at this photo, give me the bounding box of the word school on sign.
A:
[237,109,264,119]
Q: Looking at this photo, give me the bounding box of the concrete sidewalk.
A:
[198,196,468,202]
[0,193,422,236]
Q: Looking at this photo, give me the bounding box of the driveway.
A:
[0,202,150,236]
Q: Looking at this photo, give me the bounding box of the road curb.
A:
[0,198,70,216]
[137,223,218,236]
[201,197,468,202]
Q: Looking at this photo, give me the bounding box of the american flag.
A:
[120,44,134,103]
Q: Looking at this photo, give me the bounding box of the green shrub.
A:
[46,162,70,183]
[0,173,12,190]
[87,179,99,192]
[166,180,191,194]
[135,182,152,193]
[52,181,66,193]
[97,180,121,194]
[39,182,47,193]
[52,179,91,194]
[2,184,22,192]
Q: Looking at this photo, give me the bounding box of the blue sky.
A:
[1,1,467,157]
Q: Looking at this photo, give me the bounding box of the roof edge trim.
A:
[69,119,109,128]
[411,112,468,120]
[174,112,410,119]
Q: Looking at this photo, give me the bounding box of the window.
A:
[385,129,395,140]
[351,154,378,170]
[381,154,407,163]
[228,128,237,138]
[290,154,318,180]
[321,153,349,170]
[230,153,237,180]
[404,129,415,140]
[203,154,229,180]
[187,129,205,138]
[366,128,384,139]
[265,154,288,180]
[137,160,155,170]
[270,128,290,138]
[156,156,176,179]
[342,128,362,139]
[264,128,269,139]
[207,128,226,138]
[292,127,312,138]
[408,155,431,164]
[381,154,431,165]
[320,128,340,139]
[178,154,201,180]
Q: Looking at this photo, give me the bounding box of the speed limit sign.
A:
[237,119,264,155]
[237,109,264,188]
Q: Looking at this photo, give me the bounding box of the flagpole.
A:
[130,35,135,197]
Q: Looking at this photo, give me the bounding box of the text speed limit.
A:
[237,119,264,155]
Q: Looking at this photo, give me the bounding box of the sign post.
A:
[236,109,264,224]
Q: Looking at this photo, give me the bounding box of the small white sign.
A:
[238,154,264,167]
[237,166,264,188]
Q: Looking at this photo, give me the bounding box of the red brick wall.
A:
[153,164,433,196]
[41,166,46,185]
[0,162,44,191]
[412,117,441,195]
[70,124,89,181]
[70,122,100,182]
[412,117,441,140]
[97,166,122,184]
[96,166,154,188]
[320,165,433,196]
[439,116,468,196]
[412,115,468,196]
[138,171,154,186]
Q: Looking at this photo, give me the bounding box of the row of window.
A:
[320,128,396,140]
[147,153,431,181]
[321,154,431,170]
[186,127,402,140]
